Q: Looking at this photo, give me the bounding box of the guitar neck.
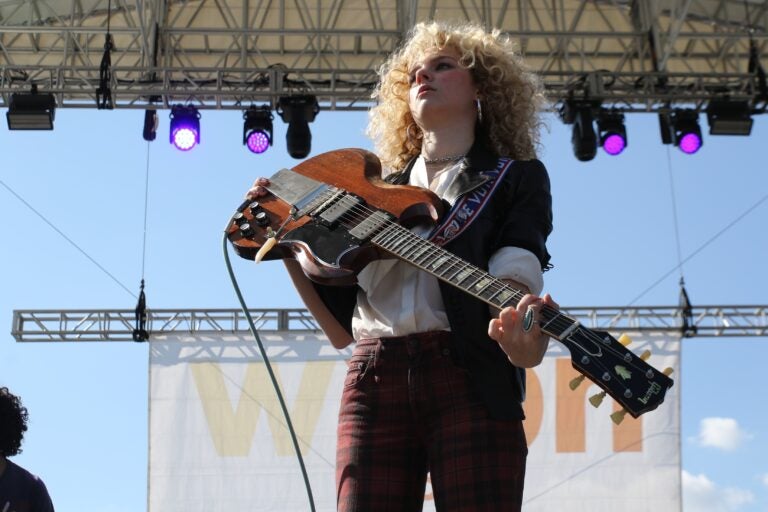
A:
[371,222,577,341]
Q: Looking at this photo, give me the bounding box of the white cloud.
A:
[694,417,751,451]
[761,473,768,487]
[683,471,755,512]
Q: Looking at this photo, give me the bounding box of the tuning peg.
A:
[640,349,651,361]
[663,367,674,377]
[589,390,606,408]
[569,374,586,390]
[610,408,629,425]
[618,334,632,346]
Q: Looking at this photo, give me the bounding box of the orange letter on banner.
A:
[522,369,543,444]
[556,358,587,452]
[613,401,642,452]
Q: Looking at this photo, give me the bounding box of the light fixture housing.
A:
[671,109,703,154]
[6,87,56,130]
[706,99,753,136]
[277,95,320,159]
[597,109,627,156]
[169,105,200,151]
[570,104,597,162]
[243,106,273,154]
[143,109,158,141]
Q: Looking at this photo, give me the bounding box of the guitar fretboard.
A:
[370,222,576,340]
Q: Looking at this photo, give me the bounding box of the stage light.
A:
[6,85,56,130]
[671,109,703,154]
[143,109,158,141]
[278,95,319,159]
[706,99,753,136]
[570,105,597,162]
[243,106,273,154]
[597,109,627,156]
[169,105,200,151]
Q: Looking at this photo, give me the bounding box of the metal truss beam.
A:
[0,0,766,113]
[12,306,768,342]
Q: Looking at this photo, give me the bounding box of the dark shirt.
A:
[0,459,55,512]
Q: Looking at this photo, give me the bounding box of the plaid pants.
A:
[336,331,528,512]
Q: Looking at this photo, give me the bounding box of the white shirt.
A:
[351,156,544,340]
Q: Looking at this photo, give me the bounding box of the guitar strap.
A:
[428,157,514,246]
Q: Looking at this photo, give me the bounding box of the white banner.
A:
[149,331,680,511]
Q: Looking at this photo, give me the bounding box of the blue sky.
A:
[1,107,766,511]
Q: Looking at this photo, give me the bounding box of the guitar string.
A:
[321,194,657,384]
[269,187,659,395]
[311,191,607,338]
[355,215,655,400]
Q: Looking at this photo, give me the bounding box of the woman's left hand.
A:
[488,293,559,368]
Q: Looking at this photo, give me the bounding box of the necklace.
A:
[422,153,465,164]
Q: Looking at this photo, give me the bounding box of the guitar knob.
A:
[253,211,270,227]
[249,201,262,215]
[239,222,255,238]
[232,212,247,226]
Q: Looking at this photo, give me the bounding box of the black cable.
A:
[624,192,768,307]
[0,178,136,299]
[222,231,316,512]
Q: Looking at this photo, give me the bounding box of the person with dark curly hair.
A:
[0,387,55,512]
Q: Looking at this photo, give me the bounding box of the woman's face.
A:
[407,46,477,129]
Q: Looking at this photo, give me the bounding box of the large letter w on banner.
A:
[191,361,336,457]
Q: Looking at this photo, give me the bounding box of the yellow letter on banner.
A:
[191,360,336,457]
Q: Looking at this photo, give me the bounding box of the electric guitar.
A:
[227,148,674,420]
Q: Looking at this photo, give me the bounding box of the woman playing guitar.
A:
[246,20,558,512]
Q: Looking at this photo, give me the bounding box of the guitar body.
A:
[227,148,444,285]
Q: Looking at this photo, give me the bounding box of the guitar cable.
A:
[222,230,317,512]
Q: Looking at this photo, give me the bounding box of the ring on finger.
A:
[522,305,536,333]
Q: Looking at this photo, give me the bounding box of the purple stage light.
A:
[678,132,702,154]
[172,126,199,151]
[169,105,201,151]
[246,130,270,154]
[602,133,626,155]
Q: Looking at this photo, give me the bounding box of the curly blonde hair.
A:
[367,20,545,171]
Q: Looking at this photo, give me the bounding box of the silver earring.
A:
[476,98,483,123]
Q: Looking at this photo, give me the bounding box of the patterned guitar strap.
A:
[428,157,514,246]
[425,157,527,401]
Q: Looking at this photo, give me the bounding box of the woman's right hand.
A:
[245,177,271,200]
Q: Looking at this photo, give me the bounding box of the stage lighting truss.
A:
[169,105,200,151]
[6,85,56,130]
[662,109,703,155]
[597,109,627,156]
[243,105,273,154]
[278,95,320,159]
[706,99,753,136]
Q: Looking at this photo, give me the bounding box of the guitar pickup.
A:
[348,210,393,242]
[318,194,363,227]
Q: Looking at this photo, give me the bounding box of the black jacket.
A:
[314,141,553,419]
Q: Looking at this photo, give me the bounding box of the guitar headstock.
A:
[561,327,674,420]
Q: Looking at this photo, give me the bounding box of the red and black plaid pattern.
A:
[336,331,528,512]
